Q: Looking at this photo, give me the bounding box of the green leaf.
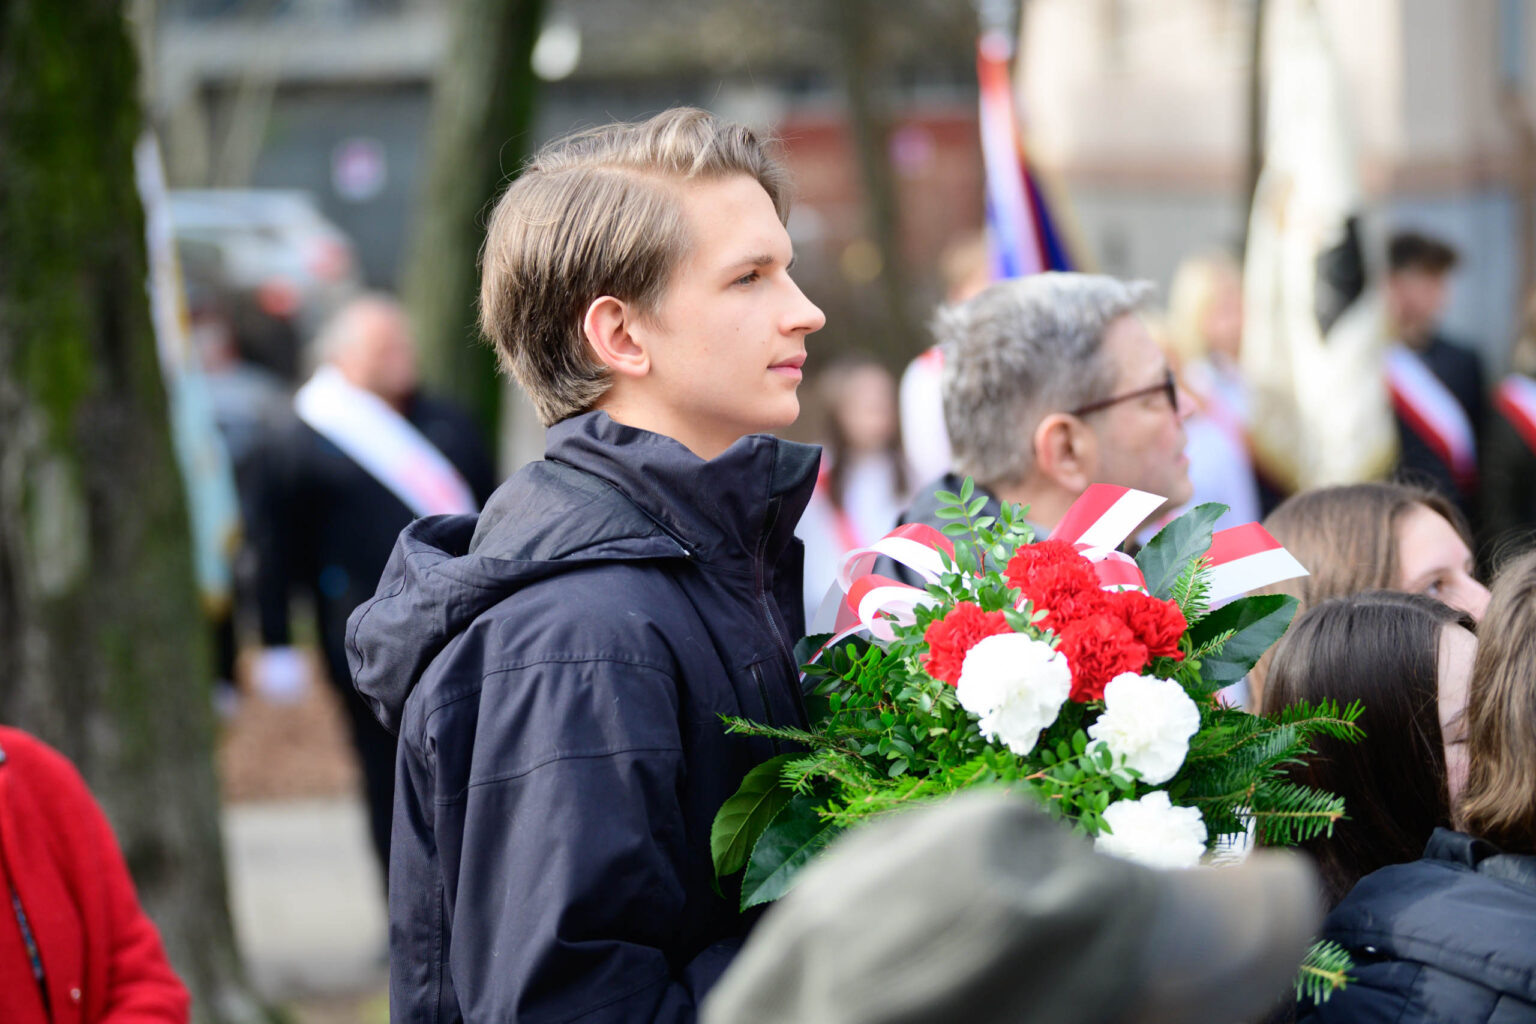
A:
[960,476,975,502]
[741,794,840,910]
[1188,594,1299,684]
[792,633,832,671]
[1135,503,1227,599]
[933,489,962,505]
[967,496,988,517]
[711,754,795,882]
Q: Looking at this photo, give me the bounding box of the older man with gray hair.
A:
[897,272,1193,538]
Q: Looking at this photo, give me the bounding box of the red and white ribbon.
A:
[1495,374,1536,456]
[1204,522,1309,606]
[1074,546,1146,592]
[805,483,1308,663]
[1052,485,1167,552]
[835,522,954,592]
[1386,345,1477,490]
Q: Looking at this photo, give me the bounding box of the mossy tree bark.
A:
[830,0,925,364]
[0,2,266,1020]
[402,0,547,458]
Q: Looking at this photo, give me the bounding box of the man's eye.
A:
[1425,578,1444,597]
[735,271,760,286]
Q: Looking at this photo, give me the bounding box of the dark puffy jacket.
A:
[1300,828,1536,1024]
[347,411,817,1024]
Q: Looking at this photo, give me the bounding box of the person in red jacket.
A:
[0,726,189,1023]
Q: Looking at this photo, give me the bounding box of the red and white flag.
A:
[1204,522,1310,606]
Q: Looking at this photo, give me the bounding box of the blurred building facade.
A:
[1020,0,1536,371]
[148,0,982,345]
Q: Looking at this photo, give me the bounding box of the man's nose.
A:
[788,280,826,335]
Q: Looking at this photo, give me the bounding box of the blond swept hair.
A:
[1460,549,1536,850]
[479,108,791,426]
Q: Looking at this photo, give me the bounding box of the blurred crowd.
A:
[19,126,1536,1024]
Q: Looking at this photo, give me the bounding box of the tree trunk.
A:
[402,0,547,457]
[0,2,266,1021]
[831,0,925,364]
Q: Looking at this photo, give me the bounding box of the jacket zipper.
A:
[754,496,795,673]
[750,663,782,755]
[753,495,806,754]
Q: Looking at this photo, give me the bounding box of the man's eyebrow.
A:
[728,252,796,271]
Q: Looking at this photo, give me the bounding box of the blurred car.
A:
[170,189,360,381]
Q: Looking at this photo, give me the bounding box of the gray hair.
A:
[309,291,404,368]
[937,272,1155,487]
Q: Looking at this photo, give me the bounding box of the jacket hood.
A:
[347,411,819,734]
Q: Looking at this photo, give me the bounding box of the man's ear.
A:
[583,295,650,379]
[1033,412,1095,493]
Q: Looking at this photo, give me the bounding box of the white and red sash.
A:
[1386,344,1477,491]
[808,484,1308,659]
[1494,374,1536,456]
[295,366,477,518]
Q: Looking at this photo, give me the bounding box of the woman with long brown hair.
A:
[1247,481,1488,708]
[1301,551,1536,1023]
[1261,591,1474,909]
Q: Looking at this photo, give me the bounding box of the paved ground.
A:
[218,652,389,1023]
[225,798,386,1000]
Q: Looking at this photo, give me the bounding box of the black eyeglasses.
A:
[1069,368,1178,417]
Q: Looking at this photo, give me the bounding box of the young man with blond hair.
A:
[348,108,825,1022]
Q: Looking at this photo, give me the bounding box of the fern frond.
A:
[1189,628,1236,661]
[1296,940,1354,1004]
[1247,780,1348,845]
[1170,557,1214,623]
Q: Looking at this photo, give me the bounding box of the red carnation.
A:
[1109,590,1188,661]
[1004,540,1091,591]
[922,602,1012,686]
[1006,541,1103,630]
[1055,614,1149,703]
[1020,563,1111,632]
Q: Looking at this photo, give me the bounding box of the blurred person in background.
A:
[1245,481,1488,709]
[1301,551,1536,1023]
[0,725,189,1023]
[190,300,293,714]
[797,354,911,620]
[1162,251,1262,528]
[894,273,1193,547]
[1385,231,1486,522]
[898,231,991,485]
[1261,592,1474,911]
[1483,288,1536,552]
[701,790,1320,1024]
[249,294,496,884]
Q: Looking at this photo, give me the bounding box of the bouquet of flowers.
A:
[713,482,1361,1001]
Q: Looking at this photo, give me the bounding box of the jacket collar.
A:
[542,411,820,573]
[1426,827,1536,888]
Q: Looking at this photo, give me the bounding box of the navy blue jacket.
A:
[347,412,817,1023]
[1301,829,1536,1024]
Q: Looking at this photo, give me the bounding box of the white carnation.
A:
[956,632,1072,756]
[1095,791,1208,869]
[1088,672,1200,785]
